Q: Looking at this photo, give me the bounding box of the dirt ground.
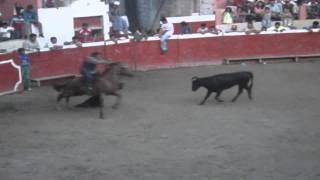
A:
[1,62,320,180]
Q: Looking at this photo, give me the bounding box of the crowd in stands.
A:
[221,0,320,29]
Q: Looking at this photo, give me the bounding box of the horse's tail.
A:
[53,83,67,92]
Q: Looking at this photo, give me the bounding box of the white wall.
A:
[38,0,110,46]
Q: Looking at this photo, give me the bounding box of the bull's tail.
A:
[53,83,67,92]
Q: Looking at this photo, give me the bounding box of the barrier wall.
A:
[1,31,320,94]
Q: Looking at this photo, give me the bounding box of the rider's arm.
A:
[86,56,111,64]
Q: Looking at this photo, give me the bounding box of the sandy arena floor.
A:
[1,62,320,180]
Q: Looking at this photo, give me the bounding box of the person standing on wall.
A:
[159,16,174,55]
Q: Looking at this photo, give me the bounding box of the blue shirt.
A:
[23,10,38,23]
[19,54,30,67]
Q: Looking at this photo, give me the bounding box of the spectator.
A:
[197,23,209,34]
[304,20,320,31]
[11,14,25,39]
[226,24,239,33]
[22,33,40,52]
[242,0,255,22]
[133,28,147,42]
[109,1,129,39]
[46,36,63,50]
[261,7,272,30]
[78,23,93,43]
[266,0,282,20]
[307,0,320,19]
[267,22,286,32]
[0,22,15,41]
[17,48,31,91]
[23,5,44,38]
[235,7,247,23]
[13,2,24,17]
[180,21,192,34]
[208,26,222,35]
[244,21,260,34]
[282,0,295,16]
[159,16,174,55]
[222,7,234,24]
[71,36,82,47]
[254,1,265,21]
[282,7,294,28]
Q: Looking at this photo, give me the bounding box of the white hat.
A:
[113,1,120,6]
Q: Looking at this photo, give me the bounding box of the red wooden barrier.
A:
[1,32,320,95]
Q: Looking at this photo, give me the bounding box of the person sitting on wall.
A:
[303,21,320,32]
[208,26,222,35]
[23,5,44,38]
[261,7,272,31]
[78,23,93,43]
[159,16,174,55]
[109,1,129,39]
[0,22,15,41]
[267,22,286,32]
[46,36,63,50]
[22,33,40,52]
[80,52,112,92]
[197,23,209,34]
[63,36,83,47]
[281,7,295,29]
[180,21,192,34]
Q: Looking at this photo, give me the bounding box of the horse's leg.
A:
[99,94,104,119]
[109,92,122,109]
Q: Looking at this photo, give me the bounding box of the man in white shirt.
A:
[0,22,15,41]
[159,16,174,54]
[47,36,63,50]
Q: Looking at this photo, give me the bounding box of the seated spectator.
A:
[46,36,63,50]
[0,22,15,41]
[109,1,129,38]
[222,7,234,24]
[254,0,265,21]
[242,0,255,22]
[235,7,247,23]
[304,21,320,32]
[180,21,192,34]
[226,24,239,33]
[282,0,295,17]
[23,5,44,38]
[261,7,272,30]
[197,23,209,34]
[244,22,260,34]
[266,0,282,20]
[71,36,82,47]
[22,33,40,52]
[11,14,25,39]
[307,0,320,19]
[282,7,294,28]
[13,2,24,17]
[78,23,93,43]
[133,28,148,42]
[267,22,286,32]
[208,26,222,35]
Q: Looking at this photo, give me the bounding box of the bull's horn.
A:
[192,76,198,81]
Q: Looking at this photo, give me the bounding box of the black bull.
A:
[192,71,254,105]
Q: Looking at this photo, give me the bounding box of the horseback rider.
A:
[80,52,112,91]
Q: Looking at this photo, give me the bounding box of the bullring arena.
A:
[1,61,320,179]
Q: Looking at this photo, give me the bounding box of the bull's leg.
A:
[99,95,104,119]
[245,85,253,100]
[199,91,212,105]
[109,92,122,109]
[215,91,224,102]
[55,93,65,110]
[232,86,244,102]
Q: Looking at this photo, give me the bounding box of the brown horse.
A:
[54,62,133,119]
